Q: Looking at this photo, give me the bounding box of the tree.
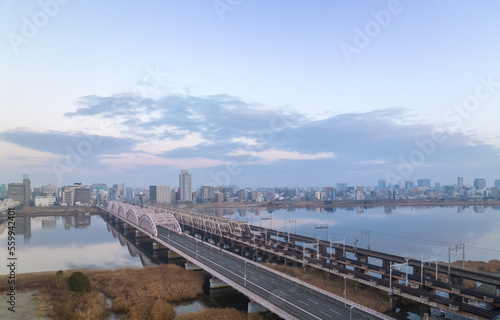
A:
[67,271,91,293]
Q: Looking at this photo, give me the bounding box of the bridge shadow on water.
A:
[101,214,252,316]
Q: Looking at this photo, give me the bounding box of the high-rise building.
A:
[417,179,431,188]
[399,180,406,190]
[495,180,500,188]
[74,186,91,204]
[8,174,31,206]
[378,180,386,189]
[336,183,348,191]
[457,176,464,188]
[149,186,172,204]
[179,170,192,202]
[42,183,58,197]
[200,186,211,202]
[474,178,486,189]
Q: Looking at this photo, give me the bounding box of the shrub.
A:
[67,271,91,293]
[56,270,64,277]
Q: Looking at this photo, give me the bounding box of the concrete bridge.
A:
[101,201,393,320]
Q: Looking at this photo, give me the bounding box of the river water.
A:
[193,205,500,263]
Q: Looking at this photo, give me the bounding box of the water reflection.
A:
[190,206,500,263]
[0,214,142,275]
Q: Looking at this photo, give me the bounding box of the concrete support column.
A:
[152,241,164,258]
[248,301,268,314]
[209,277,229,289]
[135,230,144,245]
[355,253,368,274]
[185,261,202,271]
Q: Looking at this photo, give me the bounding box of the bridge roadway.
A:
[155,225,382,320]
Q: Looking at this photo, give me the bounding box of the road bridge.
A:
[101,202,393,320]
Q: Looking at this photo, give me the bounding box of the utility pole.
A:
[315,223,328,241]
[361,230,371,250]
[420,253,438,284]
[448,242,465,275]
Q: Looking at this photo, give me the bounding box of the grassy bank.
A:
[264,263,392,313]
[0,265,245,320]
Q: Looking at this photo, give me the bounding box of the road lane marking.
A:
[319,310,333,318]
[328,308,342,316]
[306,298,319,305]
[298,300,309,306]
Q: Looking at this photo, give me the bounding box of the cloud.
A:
[133,132,209,154]
[228,149,336,163]
[2,91,500,186]
[356,160,387,165]
[99,152,230,170]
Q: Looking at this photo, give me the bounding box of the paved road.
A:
[157,226,371,320]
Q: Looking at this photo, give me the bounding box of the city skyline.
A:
[4,172,499,192]
[1,1,500,188]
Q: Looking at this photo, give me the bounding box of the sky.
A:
[1,0,500,189]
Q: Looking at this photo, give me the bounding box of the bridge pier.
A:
[185,261,202,271]
[123,223,134,236]
[135,230,152,245]
[152,241,169,258]
[209,277,230,289]
[355,253,368,274]
[247,301,269,315]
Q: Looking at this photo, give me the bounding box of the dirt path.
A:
[0,291,50,320]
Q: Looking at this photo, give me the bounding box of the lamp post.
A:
[195,240,198,260]
[343,276,347,307]
[244,260,248,287]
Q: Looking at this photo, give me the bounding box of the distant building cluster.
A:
[2,173,500,207]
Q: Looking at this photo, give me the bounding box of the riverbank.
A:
[0,265,246,320]
[186,198,500,210]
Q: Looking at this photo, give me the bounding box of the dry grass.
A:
[264,263,392,313]
[90,264,204,320]
[175,308,247,320]
[0,264,206,320]
[451,259,500,274]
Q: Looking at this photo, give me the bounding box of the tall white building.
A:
[179,170,192,202]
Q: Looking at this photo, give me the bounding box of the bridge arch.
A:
[138,214,158,236]
[153,212,182,234]
[125,208,143,226]
[117,203,132,218]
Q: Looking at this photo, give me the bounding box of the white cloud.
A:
[100,152,229,169]
[228,148,336,163]
[355,159,387,165]
[133,132,208,154]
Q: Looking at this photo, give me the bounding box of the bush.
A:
[56,270,64,277]
[67,271,91,293]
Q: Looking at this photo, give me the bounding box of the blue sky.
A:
[1,0,500,189]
